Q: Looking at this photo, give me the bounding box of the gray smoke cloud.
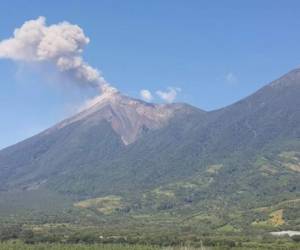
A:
[0,16,114,93]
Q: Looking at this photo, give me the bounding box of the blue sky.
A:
[1,0,300,149]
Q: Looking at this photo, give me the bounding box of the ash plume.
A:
[0,16,115,94]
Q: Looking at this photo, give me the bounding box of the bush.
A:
[291,235,300,242]
[0,225,22,241]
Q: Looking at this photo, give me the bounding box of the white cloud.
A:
[156,87,181,103]
[0,16,111,92]
[140,89,153,102]
[225,72,238,85]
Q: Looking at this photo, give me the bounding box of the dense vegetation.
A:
[0,241,300,250]
[0,223,299,249]
[0,242,162,250]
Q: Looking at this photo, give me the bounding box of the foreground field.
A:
[0,224,300,250]
[0,242,158,250]
[0,242,300,250]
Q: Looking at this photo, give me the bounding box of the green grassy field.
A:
[0,241,300,250]
[0,242,159,250]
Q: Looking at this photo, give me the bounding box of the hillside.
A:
[0,69,299,235]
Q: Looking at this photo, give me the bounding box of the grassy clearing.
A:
[269,209,284,226]
[279,151,300,172]
[251,209,285,228]
[74,196,123,215]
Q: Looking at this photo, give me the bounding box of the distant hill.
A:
[0,68,299,234]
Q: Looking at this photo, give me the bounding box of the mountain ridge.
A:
[40,91,203,145]
[0,68,299,234]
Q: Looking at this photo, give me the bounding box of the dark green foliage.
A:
[291,235,300,242]
[0,225,22,241]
